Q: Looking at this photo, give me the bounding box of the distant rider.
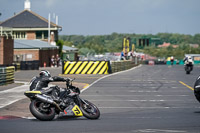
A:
[29,70,67,91]
[183,56,194,70]
[170,56,174,65]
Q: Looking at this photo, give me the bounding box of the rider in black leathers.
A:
[30,70,66,91]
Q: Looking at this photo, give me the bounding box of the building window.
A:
[36,31,48,40]
[14,32,26,39]
[14,54,33,62]
[36,31,42,39]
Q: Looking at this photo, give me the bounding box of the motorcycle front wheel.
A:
[194,79,200,103]
[29,100,55,121]
[80,99,100,119]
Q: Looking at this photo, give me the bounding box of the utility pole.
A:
[48,13,50,44]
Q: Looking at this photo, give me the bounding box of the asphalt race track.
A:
[1,65,200,133]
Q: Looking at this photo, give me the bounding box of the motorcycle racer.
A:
[30,70,66,91]
[184,56,194,66]
[183,56,194,73]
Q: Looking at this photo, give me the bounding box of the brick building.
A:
[0,27,14,65]
[14,40,58,67]
[0,36,14,65]
[0,9,61,43]
[0,0,62,66]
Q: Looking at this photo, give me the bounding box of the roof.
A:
[185,54,200,57]
[14,39,58,49]
[0,10,61,29]
[63,45,78,51]
[158,42,171,48]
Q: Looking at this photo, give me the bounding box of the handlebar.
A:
[65,78,74,82]
[65,78,75,88]
[64,78,80,94]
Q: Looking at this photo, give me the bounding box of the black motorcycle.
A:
[194,75,200,103]
[185,62,193,74]
[24,78,100,121]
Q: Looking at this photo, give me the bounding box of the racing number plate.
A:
[72,105,83,116]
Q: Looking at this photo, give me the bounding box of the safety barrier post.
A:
[0,67,6,86]
[0,66,15,86]
[6,66,15,84]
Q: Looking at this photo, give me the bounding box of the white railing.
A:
[0,26,13,37]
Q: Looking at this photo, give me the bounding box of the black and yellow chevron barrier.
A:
[62,61,111,74]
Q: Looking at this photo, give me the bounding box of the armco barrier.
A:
[0,66,15,86]
[110,60,136,73]
[63,61,111,74]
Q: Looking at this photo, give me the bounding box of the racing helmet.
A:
[40,70,51,77]
[188,56,192,60]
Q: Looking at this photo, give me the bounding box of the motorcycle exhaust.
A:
[35,94,54,104]
[35,94,62,111]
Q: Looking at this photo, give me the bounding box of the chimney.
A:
[24,0,31,11]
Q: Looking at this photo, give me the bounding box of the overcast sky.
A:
[0,0,200,35]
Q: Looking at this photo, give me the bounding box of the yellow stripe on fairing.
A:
[25,91,41,94]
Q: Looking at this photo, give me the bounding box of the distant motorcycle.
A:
[24,78,100,121]
[185,62,193,74]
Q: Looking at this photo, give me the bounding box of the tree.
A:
[59,32,200,58]
[79,48,95,56]
[56,40,64,59]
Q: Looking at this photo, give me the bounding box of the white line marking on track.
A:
[0,85,29,108]
[81,65,142,92]
[99,106,200,109]
[81,95,189,97]
[136,129,186,133]
[0,99,22,108]
[129,90,190,92]
[89,99,191,102]
[22,117,36,120]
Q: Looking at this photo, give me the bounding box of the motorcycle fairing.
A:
[25,91,42,94]
[72,105,83,116]
[61,104,83,117]
[24,91,42,98]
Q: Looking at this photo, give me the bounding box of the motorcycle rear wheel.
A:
[186,71,190,74]
[30,100,55,121]
[80,99,100,119]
